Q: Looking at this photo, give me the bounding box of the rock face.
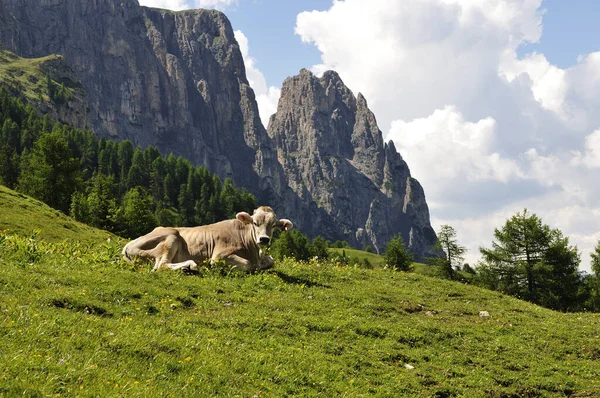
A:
[0,0,277,194]
[268,70,438,256]
[37,55,92,131]
[0,0,439,258]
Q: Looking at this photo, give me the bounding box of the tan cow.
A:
[122,206,293,272]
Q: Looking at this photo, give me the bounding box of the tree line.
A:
[0,87,256,238]
[425,209,600,313]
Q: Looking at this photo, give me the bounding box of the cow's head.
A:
[236,206,293,246]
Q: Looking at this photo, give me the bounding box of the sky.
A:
[138,0,600,272]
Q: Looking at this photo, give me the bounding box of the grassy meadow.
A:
[0,50,70,102]
[328,247,436,277]
[0,184,113,244]
[329,247,386,267]
[1,187,600,397]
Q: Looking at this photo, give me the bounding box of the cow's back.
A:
[175,219,250,262]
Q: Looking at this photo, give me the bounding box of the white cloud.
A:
[138,0,238,11]
[576,129,600,168]
[296,0,600,272]
[388,106,522,185]
[138,0,189,10]
[234,30,281,128]
[193,0,238,9]
[500,51,568,116]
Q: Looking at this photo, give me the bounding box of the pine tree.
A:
[85,173,120,231]
[310,236,329,260]
[384,234,413,271]
[126,147,148,190]
[18,131,82,212]
[479,209,581,310]
[117,140,134,189]
[120,187,157,238]
[432,225,466,279]
[0,144,19,188]
[591,240,600,277]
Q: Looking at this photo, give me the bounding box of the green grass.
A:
[0,243,599,396]
[2,189,600,396]
[329,247,432,273]
[329,247,386,267]
[0,184,113,245]
[0,49,78,102]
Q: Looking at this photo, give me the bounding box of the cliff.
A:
[268,69,438,256]
[0,0,281,194]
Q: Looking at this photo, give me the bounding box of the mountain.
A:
[0,0,438,258]
[268,69,438,256]
[0,49,90,130]
[0,0,278,193]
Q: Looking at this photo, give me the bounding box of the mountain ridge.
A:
[268,68,438,256]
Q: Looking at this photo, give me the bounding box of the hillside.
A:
[329,247,386,267]
[0,185,112,244]
[0,49,57,101]
[1,192,599,396]
[0,49,90,129]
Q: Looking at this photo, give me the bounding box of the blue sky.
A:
[226,0,329,87]
[140,0,600,272]
[519,0,600,68]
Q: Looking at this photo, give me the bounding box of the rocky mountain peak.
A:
[268,69,439,257]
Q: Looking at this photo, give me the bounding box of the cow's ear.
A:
[276,219,293,231]
[236,212,253,224]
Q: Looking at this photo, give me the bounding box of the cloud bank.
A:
[295,0,600,271]
[138,0,238,11]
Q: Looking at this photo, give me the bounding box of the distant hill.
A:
[0,194,599,396]
[329,247,386,267]
[0,184,112,244]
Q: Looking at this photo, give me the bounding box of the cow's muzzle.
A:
[258,236,271,245]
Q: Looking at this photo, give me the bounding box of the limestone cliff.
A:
[0,0,279,194]
[268,70,438,256]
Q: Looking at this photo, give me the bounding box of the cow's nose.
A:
[259,236,270,245]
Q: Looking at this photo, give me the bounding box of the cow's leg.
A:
[215,254,254,272]
[153,234,182,271]
[167,260,199,272]
[259,255,275,270]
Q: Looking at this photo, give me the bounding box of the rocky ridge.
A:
[268,69,438,256]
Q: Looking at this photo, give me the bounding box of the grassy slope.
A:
[1,190,600,397]
[0,185,112,244]
[0,49,58,101]
[329,247,386,267]
[329,247,433,274]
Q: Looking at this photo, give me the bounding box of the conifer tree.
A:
[384,234,413,271]
[120,187,157,238]
[591,240,600,277]
[18,131,82,212]
[479,209,581,310]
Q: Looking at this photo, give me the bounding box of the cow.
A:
[121,206,293,272]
